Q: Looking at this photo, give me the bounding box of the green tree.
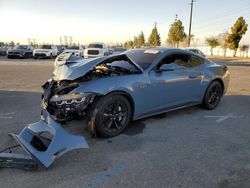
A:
[137,31,145,47]
[167,19,186,48]
[124,40,134,49]
[148,24,161,46]
[8,41,15,46]
[123,42,128,48]
[206,37,219,56]
[227,17,248,57]
[133,36,139,48]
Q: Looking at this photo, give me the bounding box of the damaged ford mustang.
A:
[42,48,230,138]
[0,48,230,170]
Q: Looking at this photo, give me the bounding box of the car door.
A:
[146,53,204,113]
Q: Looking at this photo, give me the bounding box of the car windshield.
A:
[14,45,28,49]
[88,44,103,48]
[39,45,52,49]
[66,46,79,50]
[126,49,161,70]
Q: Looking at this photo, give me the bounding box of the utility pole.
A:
[188,0,195,47]
[154,21,158,28]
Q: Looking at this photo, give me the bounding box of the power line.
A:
[192,14,250,33]
[192,6,250,29]
[196,3,250,24]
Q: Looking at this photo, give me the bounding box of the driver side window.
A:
[157,53,190,69]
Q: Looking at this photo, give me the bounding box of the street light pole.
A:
[188,0,194,47]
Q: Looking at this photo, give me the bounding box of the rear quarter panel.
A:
[203,61,230,96]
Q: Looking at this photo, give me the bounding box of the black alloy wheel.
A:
[88,94,132,137]
[203,81,223,110]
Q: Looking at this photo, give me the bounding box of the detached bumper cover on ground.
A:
[0,110,89,169]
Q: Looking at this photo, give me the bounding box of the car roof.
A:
[127,47,191,54]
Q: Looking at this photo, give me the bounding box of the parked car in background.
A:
[84,42,109,58]
[0,46,8,56]
[108,48,114,55]
[57,45,64,55]
[112,47,127,55]
[33,45,58,59]
[187,48,206,57]
[63,45,85,57]
[7,45,33,58]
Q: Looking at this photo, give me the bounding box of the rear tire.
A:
[87,94,132,138]
[202,81,223,110]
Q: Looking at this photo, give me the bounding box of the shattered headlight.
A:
[50,93,87,105]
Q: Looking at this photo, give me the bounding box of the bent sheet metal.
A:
[0,110,89,169]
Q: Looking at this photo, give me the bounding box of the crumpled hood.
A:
[53,54,105,81]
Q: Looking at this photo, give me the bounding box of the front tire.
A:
[202,81,223,110]
[88,94,132,138]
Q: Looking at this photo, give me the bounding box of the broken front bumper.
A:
[1,110,89,169]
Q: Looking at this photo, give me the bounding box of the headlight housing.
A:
[50,93,87,105]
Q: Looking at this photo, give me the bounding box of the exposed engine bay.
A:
[76,56,141,81]
[42,54,141,122]
[83,64,132,80]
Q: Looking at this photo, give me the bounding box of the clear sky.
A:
[0,0,250,45]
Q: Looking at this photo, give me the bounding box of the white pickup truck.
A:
[84,42,109,58]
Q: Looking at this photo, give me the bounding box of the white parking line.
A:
[0,112,15,119]
[204,112,243,123]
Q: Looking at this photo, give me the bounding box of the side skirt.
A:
[134,102,200,120]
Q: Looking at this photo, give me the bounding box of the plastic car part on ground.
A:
[0,109,89,170]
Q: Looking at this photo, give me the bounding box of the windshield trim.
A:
[125,54,144,73]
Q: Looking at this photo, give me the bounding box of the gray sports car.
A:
[42,48,229,137]
[7,45,33,58]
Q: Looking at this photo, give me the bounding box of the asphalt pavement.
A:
[0,56,250,188]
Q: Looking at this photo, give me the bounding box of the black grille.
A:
[87,50,99,55]
[35,53,46,57]
[9,51,21,55]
